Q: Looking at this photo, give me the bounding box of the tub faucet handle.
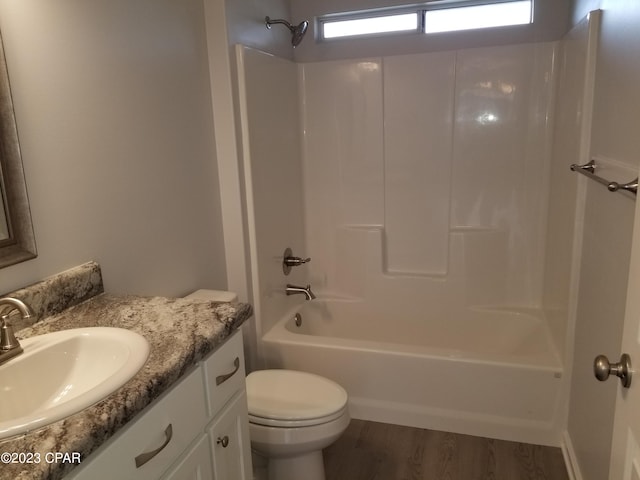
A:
[282,247,311,275]
[284,256,311,266]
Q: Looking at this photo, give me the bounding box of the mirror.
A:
[0,31,36,268]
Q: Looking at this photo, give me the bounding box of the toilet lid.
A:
[246,370,348,424]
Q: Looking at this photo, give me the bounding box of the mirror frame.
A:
[0,32,36,268]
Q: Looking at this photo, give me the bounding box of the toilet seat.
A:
[246,370,348,428]
[249,405,347,428]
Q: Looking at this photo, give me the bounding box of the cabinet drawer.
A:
[69,367,207,480]
[203,330,245,416]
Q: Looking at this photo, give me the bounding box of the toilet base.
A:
[268,451,325,480]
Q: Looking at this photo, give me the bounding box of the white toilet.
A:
[184,290,349,480]
[246,369,350,480]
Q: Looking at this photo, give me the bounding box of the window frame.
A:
[319,8,423,41]
[317,0,534,42]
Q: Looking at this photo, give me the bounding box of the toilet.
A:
[246,369,350,480]
[184,289,349,480]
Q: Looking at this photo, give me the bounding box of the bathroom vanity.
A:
[68,329,251,480]
[0,262,253,480]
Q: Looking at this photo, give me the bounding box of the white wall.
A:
[235,46,307,347]
[564,2,640,479]
[568,179,635,480]
[208,0,300,306]
[226,0,293,60]
[301,43,556,316]
[0,0,227,297]
[542,13,594,374]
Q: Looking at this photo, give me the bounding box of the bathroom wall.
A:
[563,2,640,479]
[202,0,298,306]
[235,46,307,343]
[542,13,594,375]
[225,0,292,60]
[0,0,227,297]
[567,171,635,480]
[301,42,557,319]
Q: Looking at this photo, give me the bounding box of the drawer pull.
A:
[135,424,173,468]
[216,357,240,386]
[217,436,230,448]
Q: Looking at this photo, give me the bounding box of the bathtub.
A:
[261,300,564,446]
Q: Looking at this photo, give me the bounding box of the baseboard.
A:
[561,430,583,480]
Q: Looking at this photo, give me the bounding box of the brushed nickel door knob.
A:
[594,353,632,388]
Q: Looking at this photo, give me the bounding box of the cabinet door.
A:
[208,391,252,480]
[161,436,213,480]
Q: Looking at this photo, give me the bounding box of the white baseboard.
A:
[561,430,583,480]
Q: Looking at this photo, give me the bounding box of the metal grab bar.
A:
[570,160,638,196]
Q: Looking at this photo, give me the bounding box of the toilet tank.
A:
[184,289,256,373]
[184,289,238,304]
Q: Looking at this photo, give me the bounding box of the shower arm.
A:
[265,16,309,47]
[265,17,295,33]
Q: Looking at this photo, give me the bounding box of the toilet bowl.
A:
[246,369,350,480]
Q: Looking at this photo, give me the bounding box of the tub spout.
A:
[286,284,316,300]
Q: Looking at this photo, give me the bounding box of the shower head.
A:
[265,16,309,47]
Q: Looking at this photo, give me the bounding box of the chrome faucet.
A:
[0,297,35,365]
[285,284,316,301]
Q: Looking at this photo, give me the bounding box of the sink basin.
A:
[0,327,150,440]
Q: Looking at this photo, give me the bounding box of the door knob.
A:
[593,353,632,388]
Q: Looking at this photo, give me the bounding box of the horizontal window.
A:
[318,1,533,40]
[424,1,533,34]
[322,12,419,39]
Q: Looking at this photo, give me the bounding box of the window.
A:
[424,1,533,34]
[323,12,419,39]
[319,1,533,40]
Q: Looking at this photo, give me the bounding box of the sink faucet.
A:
[285,284,316,301]
[0,297,35,365]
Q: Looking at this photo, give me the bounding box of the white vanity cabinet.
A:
[67,329,251,480]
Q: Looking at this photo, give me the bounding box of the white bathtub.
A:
[261,300,564,446]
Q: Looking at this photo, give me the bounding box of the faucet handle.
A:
[1,316,21,351]
[282,247,311,275]
[284,256,311,266]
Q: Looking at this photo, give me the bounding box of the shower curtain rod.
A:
[570,160,638,196]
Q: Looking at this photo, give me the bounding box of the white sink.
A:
[0,327,150,440]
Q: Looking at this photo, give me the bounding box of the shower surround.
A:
[236,40,568,445]
[302,43,556,314]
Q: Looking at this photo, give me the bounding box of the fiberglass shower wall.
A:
[235,45,307,338]
[301,43,556,318]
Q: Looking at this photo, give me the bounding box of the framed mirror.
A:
[0,31,36,268]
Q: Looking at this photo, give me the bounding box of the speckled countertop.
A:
[0,291,252,480]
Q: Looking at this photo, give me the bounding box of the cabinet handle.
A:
[217,436,230,448]
[135,424,173,468]
[216,357,240,386]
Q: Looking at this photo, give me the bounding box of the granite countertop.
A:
[0,293,253,480]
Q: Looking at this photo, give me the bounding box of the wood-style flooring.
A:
[323,420,569,480]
